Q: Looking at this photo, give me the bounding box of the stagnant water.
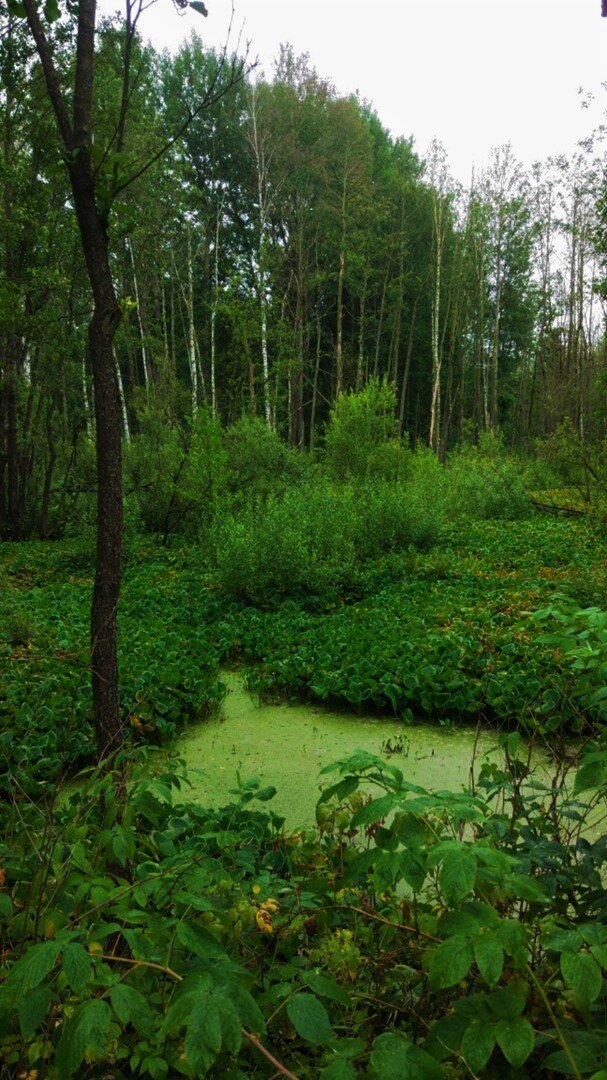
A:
[175,672,500,828]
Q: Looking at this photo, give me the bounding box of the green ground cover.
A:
[1,515,605,797]
[4,510,607,1077]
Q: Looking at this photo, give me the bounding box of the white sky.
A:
[105,0,607,182]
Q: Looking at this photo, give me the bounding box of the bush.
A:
[443,447,531,520]
[213,481,359,607]
[324,379,408,481]
[223,415,311,506]
[125,403,226,543]
[353,480,445,558]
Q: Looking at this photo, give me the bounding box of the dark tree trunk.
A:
[71,177,123,759]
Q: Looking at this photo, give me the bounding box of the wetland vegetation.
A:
[4,6,607,1076]
[4,408,607,1078]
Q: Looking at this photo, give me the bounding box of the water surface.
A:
[177,672,498,828]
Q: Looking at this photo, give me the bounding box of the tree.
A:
[9,0,243,759]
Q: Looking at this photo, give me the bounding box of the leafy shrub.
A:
[223,415,311,505]
[443,446,531,521]
[324,379,408,481]
[213,481,359,607]
[352,480,445,558]
[2,744,607,1078]
[125,402,226,543]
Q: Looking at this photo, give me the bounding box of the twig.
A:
[527,967,581,1080]
[242,1029,300,1080]
[98,954,301,1080]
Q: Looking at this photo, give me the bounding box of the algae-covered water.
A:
[176,672,498,828]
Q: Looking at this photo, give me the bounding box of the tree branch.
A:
[21,0,73,148]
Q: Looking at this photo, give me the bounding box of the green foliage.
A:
[324,380,408,481]
[443,443,531,521]
[223,415,311,506]
[213,481,359,607]
[126,399,227,544]
[0,543,227,794]
[2,741,607,1077]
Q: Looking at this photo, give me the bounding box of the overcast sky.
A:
[105,0,607,182]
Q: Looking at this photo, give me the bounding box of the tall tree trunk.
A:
[127,236,150,391]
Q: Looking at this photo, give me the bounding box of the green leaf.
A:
[350,795,395,829]
[590,944,607,971]
[318,777,359,805]
[507,874,547,902]
[303,971,352,1006]
[496,919,528,963]
[428,935,474,991]
[370,1032,442,1079]
[287,993,334,1046]
[62,942,92,994]
[495,1017,535,1068]
[439,848,477,905]
[185,998,222,1070]
[109,984,154,1036]
[574,758,607,793]
[320,1059,357,1080]
[176,921,226,958]
[400,850,427,892]
[18,985,52,1040]
[2,940,60,1003]
[43,0,61,21]
[461,1020,496,1073]
[0,893,13,919]
[55,999,114,1080]
[474,935,504,987]
[424,1012,468,1061]
[560,950,603,1006]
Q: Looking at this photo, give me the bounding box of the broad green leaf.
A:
[400,850,427,892]
[303,971,352,1006]
[507,873,547,902]
[495,1017,535,1068]
[43,0,61,21]
[176,921,225,958]
[369,1032,441,1079]
[439,849,477,905]
[185,998,222,1070]
[62,942,92,994]
[428,935,473,991]
[424,1011,468,1061]
[591,944,607,971]
[320,1059,358,1080]
[317,776,359,806]
[2,940,60,1002]
[287,993,334,1046]
[561,950,603,1006]
[496,919,528,964]
[216,997,242,1056]
[0,894,13,919]
[461,1020,496,1073]
[227,980,265,1035]
[488,984,527,1020]
[110,984,154,1036]
[55,999,114,1080]
[18,985,52,1040]
[474,935,504,987]
[350,795,395,829]
[574,758,607,793]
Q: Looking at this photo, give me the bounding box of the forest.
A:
[3,2,607,1078]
